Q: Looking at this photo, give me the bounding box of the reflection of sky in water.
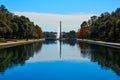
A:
[27,41,90,62]
[1,61,119,80]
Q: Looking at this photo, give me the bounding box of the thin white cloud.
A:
[14,12,96,32]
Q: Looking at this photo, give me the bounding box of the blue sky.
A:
[0,0,120,32]
[0,0,120,14]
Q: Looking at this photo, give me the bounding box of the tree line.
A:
[0,5,42,40]
[43,30,77,39]
[43,32,57,39]
[62,30,76,38]
[77,8,120,42]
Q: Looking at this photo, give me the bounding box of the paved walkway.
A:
[0,39,44,49]
[77,39,120,48]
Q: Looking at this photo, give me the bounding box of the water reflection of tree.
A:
[77,41,120,76]
[62,39,76,46]
[0,42,42,73]
[43,39,57,44]
[36,41,42,53]
[77,42,92,58]
[91,47,120,76]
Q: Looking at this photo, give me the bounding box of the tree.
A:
[35,25,42,38]
[116,20,120,41]
[115,8,120,14]
[11,22,18,38]
[0,5,42,40]
[63,30,76,38]
[81,21,88,27]
[0,20,12,38]
[0,5,9,13]
[77,27,90,39]
[77,8,120,42]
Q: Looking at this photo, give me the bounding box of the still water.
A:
[0,40,120,80]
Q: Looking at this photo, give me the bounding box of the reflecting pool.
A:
[0,40,120,80]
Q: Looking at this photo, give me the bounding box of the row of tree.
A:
[42,30,77,39]
[77,8,120,42]
[43,32,57,39]
[62,30,76,38]
[0,5,42,40]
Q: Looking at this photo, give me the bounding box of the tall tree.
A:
[0,5,42,40]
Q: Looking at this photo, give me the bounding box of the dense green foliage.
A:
[63,30,76,38]
[43,32,57,39]
[79,8,120,42]
[43,30,76,39]
[0,5,42,40]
